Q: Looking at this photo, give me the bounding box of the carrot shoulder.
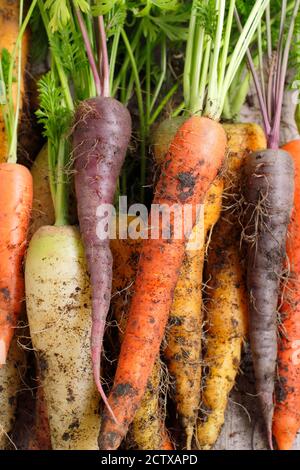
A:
[99,115,227,450]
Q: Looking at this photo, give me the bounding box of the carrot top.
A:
[0,0,38,163]
[236,0,300,148]
[184,0,270,120]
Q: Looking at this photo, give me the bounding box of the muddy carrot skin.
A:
[111,228,170,450]
[99,116,226,450]
[273,140,300,450]
[153,117,224,449]
[0,163,32,364]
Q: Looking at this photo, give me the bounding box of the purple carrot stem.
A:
[75,8,102,97]
[267,53,277,126]
[266,4,272,62]
[275,0,287,103]
[269,0,300,149]
[234,9,271,137]
[98,16,110,98]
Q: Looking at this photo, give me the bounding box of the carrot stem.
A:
[75,8,102,97]
[120,28,146,202]
[149,83,179,126]
[269,0,300,148]
[109,27,121,96]
[150,36,167,113]
[98,16,110,98]
[54,138,69,227]
[38,0,74,111]
[5,0,38,163]
[234,9,271,136]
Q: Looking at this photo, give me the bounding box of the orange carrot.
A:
[161,427,174,450]
[0,163,32,364]
[273,140,300,450]
[99,116,226,450]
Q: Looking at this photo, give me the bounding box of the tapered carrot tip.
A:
[268,430,274,451]
[260,392,274,450]
[273,421,296,451]
[275,435,294,451]
[0,338,7,365]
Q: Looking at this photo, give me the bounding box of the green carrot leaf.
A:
[92,0,120,16]
[36,71,72,143]
[45,0,90,31]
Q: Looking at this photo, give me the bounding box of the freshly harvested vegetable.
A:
[273,140,300,450]
[111,227,171,450]
[0,163,32,364]
[26,226,100,450]
[0,335,25,449]
[196,123,266,450]
[73,97,131,416]
[0,2,35,364]
[65,9,131,416]
[0,0,28,162]
[237,1,299,446]
[29,145,55,239]
[243,151,294,447]
[165,183,223,450]
[153,116,223,449]
[99,0,270,450]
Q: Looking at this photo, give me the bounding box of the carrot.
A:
[111,227,170,450]
[99,116,227,450]
[236,2,299,446]
[243,150,294,446]
[73,96,131,416]
[273,140,300,450]
[0,163,32,364]
[153,116,223,449]
[65,9,132,417]
[244,147,295,439]
[26,226,101,450]
[196,123,266,450]
[0,0,29,163]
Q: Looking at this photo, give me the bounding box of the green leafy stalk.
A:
[0,0,38,163]
[184,0,270,121]
[120,28,146,202]
[36,71,72,225]
[38,0,74,111]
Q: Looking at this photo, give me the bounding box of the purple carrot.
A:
[73,97,131,419]
[73,11,132,420]
[243,150,294,448]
